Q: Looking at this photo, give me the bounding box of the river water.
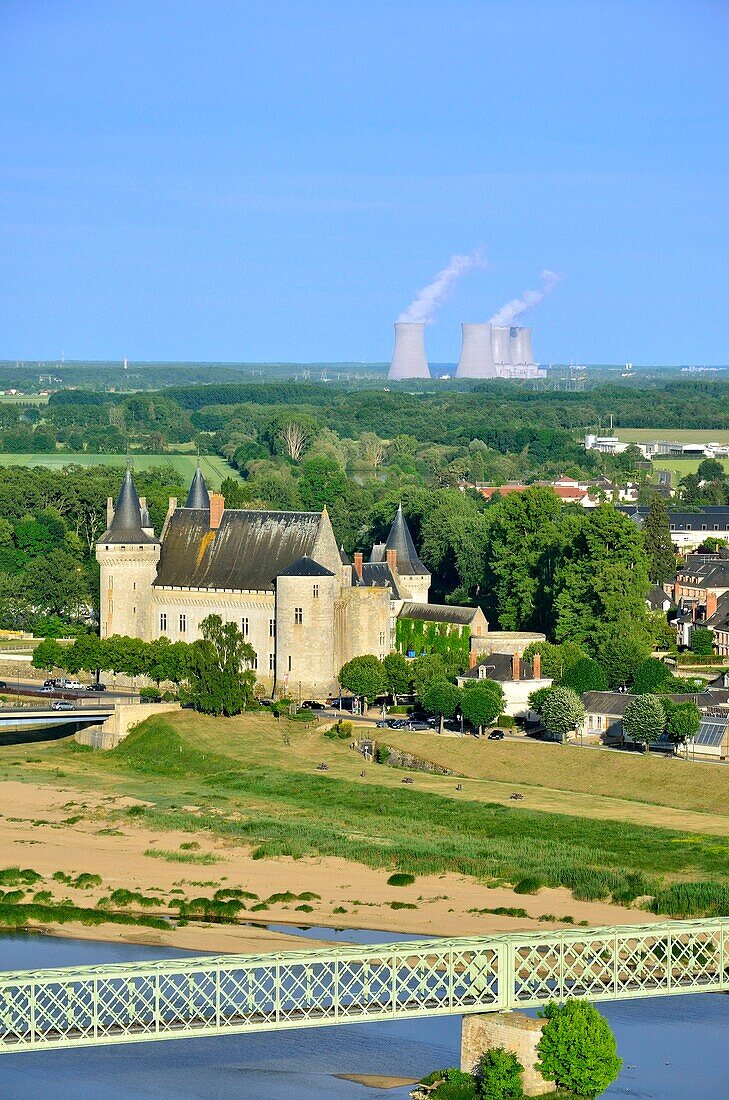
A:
[0,929,727,1099]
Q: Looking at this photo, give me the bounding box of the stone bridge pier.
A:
[461,1012,555,1096]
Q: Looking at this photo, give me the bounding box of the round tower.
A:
[96,469,160,640]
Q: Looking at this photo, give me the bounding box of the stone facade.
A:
[96,471,432,701]
[461,1012,555,1096]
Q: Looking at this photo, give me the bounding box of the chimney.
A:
[532,652,541,679]
[456,323,497,379]
[354,552,364,581]
[209,492,225,530]
[705,590,718,620]
[388,322,430,380]
[106,496,114,527]
[386,548,398,573]
[469,644,478,669]
[512,651,521,681]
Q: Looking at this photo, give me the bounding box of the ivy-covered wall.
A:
[396,616,470,663]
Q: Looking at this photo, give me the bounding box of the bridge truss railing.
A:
[0,919,727,1053]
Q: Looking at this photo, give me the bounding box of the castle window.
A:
[241,617,249,636]
[379,631,386,647]
[160,613,167,632]
[250,651,258,670]
[133,582,136,591]
[294,607,303,625]
[269,652,275,671]
[288,655,292,672]
[313,584,319,599]
[109,576,113,589]
[179,614,186,634]
[269,618,276,638]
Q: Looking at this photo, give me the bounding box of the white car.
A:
[64,680,85,692]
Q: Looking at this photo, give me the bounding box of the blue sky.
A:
[1,0,728,364]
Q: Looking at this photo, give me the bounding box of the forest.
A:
[0,375,726,657]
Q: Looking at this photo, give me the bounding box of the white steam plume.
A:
[398,250,485,324]
[489,269,562,327]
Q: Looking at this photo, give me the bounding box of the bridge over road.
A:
[0,918,727,1054]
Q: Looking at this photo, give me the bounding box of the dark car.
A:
[300,700,326,710]
[387,718,405,729]
[375,720,389,728]
[86,683,107,691]
[404,720,431,731]
[43,679,54,688]
[51,700,74,711]
[0,680,7,690]
[488,730,505,740]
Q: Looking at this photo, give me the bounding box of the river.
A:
[0,929,727,1099]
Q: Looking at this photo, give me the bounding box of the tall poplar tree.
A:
[642,493,675,583]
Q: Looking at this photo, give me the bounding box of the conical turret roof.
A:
[185,465,210,509]
[100,469,158,544]
[385,504,429,576]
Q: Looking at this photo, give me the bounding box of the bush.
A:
[420,1068,478,1100]
[514,875,543,895]
[139,686,162,702]
[478,1047,524,1099]
[324,719,352,740]
[537,1000,622,1098]
[497,714,515,728]
[387,872,415,886]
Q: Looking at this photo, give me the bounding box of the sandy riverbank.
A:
[0,779,663,955]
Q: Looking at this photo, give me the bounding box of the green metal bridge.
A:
[1,918,727,1054]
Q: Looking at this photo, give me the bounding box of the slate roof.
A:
[278,555,334,578]
[582,691,636,716]
[356,561,404,599]
[399,601,481,625]
[153,509,325,591]
[459,652,539,682]
[384,505,429,576]
[646,584,671,610]
[99,469,158,545]
[185,466,210,510]
[706,594,729,631]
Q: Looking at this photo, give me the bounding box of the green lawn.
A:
[616,428,729,444]
[0,394,49,404]
[3,711,729,917]
[0,453,243,487]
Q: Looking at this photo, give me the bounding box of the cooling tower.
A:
[456,323,497,378]
[388,322,430,380]
[491,326,513,367]
[510,326,535,366]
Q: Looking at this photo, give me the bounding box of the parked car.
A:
[300,700,327,711]
[488,730,505,740]
[43,679,55,688]
[86,683,107,691]
[51,700,74,710]
[387,719,405,729]
[375,720,389,728]
[64,680,85,692]
[0,680,7,690]
[41,685,54,693]
[404,720,431,731]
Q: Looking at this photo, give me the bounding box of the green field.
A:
[648,457,729,479]
[0,453,242,487]
[0,394,49,404]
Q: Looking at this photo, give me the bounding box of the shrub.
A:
[420,1068,478,1100]
[514,875,542,895]
[387,872,415,887]
[537,1000,622,1098]
[139,686,161,702]
[497,714,516,728]
[478,1047,524,1099]
[0,868,42,886]
[324,719,353,740]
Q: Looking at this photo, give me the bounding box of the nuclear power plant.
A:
[387,322,430,380]
[388,322,545,380]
